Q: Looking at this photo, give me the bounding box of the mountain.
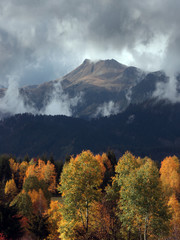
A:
[0,99,179,162]
[0,59,169,118]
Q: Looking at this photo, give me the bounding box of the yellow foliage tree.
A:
[115,154,171,239]
[4,178,18,199]
[58,150,105,239]
[9,158,19,175]
[46,200,62,240]
[167,194,180,239]
[9,158,19,184]
[19,161,29,188]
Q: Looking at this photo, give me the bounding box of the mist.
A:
[0,79,82,118]
[94,101,119,117]
[0,75,36,116]
[40,81,82,116]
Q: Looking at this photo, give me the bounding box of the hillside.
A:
[0,99,179,161]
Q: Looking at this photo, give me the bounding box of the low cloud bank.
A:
[0,79,82,118]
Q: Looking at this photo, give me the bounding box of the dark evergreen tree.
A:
[106,149,117,172]
[40,153,48,163]
[23,154,30,163]
[0,203,24,239]
[28,213,50,240]
[0,155,11,183]
[49,154,55,164]
[55,160,64,184]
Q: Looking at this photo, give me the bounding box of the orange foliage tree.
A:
[46,200,62,240]
[168,194,180,238]
[160,156,180,197]
[160,156,180,239]
[25,159,56,193]
[28,188,48,214]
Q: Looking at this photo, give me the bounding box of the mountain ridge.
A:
[0,59,173,118]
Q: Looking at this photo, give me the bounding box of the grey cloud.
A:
[0,0,180,102]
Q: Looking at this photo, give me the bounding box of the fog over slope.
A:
[0,59,179,119]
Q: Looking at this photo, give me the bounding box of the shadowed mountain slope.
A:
[0,99,179,162]
[0,59,169,118]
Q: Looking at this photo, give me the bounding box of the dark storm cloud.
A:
[0,0,180,91]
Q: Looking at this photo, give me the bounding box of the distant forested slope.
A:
[0,99,180,161]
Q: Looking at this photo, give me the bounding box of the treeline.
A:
[0,151,179,240]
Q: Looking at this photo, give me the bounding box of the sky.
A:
[0,0,180,88]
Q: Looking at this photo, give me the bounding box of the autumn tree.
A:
[24,159,57,193]
[37,160,57,193]
[19,161,29,188]
[46,200,62,240]
[160,156,180,198]
[89,198,120,240]
[58,150,105,239]
[95,153,113,190]
[115,151,140,188]
[28,188,48,214]
[10,189,33,217]
[25,164,37,179]
[9,158,19,184]
[105,180,122,240]
[23,175,51,204]
[118,158,171,240]
[103,152,139,240]
[4,178,18,200]
[160,156,180,239]
[167,194,180,239]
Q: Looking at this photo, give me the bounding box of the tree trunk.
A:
[139,227,142,240]
[86,200,89,233]
[79,209,86,231]
[144,216,148,240]
[128,230,131,240]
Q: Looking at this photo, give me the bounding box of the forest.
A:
[0,150,179,240]
[1,99,180,162]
